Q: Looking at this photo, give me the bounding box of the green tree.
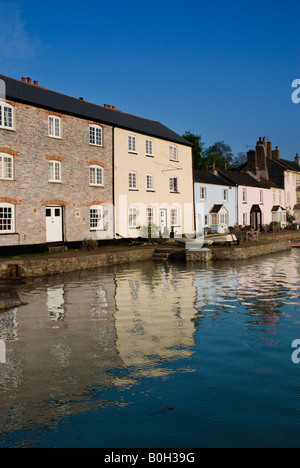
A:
[182,132,205,170]
[232,151,247,168]
[203,141,233,169]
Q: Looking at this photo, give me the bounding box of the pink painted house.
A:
[217,170,271,229]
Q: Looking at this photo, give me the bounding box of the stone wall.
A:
[0,100,114,246]
[0,248,156,279]
[212,241,292,261]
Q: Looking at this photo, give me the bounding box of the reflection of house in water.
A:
[193,252,300,339]
[236,254,300,330]
[47,285,66,321]
[0,270,122,434]
[193,265,239,319]
[114,263,197,376]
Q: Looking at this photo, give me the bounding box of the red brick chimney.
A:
[247,150,257,168]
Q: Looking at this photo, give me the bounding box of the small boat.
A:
[176,234,239,248]
[291,244,300,248]
[204,233,239,247]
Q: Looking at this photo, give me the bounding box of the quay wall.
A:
[0,237,297,279]
[211,240,292,261]
[0,248,156,279]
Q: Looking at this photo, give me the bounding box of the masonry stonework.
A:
[0,99,113,246]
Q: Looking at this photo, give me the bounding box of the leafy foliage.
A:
[183,132,234,170]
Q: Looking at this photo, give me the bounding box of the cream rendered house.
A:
[114,121,194,239]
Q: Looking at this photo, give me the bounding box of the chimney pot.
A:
[21,77,26,83]
[27,77,32,84]
[33,80,38,86]
[79,97,84,100]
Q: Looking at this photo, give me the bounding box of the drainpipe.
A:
[112,127,116,239]
[236,184,239,226]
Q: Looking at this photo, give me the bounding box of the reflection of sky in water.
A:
[0,251,299,447]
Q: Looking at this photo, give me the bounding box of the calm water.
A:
[0,250,300,448]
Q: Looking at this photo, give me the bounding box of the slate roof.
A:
[266,158,285,189]
[193,170,232,186]
[1,74,192,147]
[278,158,300,172]
[272,205,286,212]
[210,204,227,213]
[218,170,269,189]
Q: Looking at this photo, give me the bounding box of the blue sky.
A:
[1,0,299,160]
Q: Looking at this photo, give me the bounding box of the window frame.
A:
[223,189,228,202]
[146,174,154,191]
[169,145,178,162]
[146,139,153,157]
[171,208,180,227]
[129,171,137,190]
[210,213,218,226]
[260,190,264,204]
[0,153,13,180]
[242,188,247,203]
[146,207,155,226]
[0,203,15,233]
[170,177,179,193]
[129,206,138,228]
[199,187,206,201]
[90,205,104,231]
[89,165,104,187]
[89,125,103,147]
[128,135,137,153]
[0,103,14,130]
[48,115,61,139]
[48,160,62,183]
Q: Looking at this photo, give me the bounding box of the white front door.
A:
[160,209,168,235]
[46,207,63,243]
